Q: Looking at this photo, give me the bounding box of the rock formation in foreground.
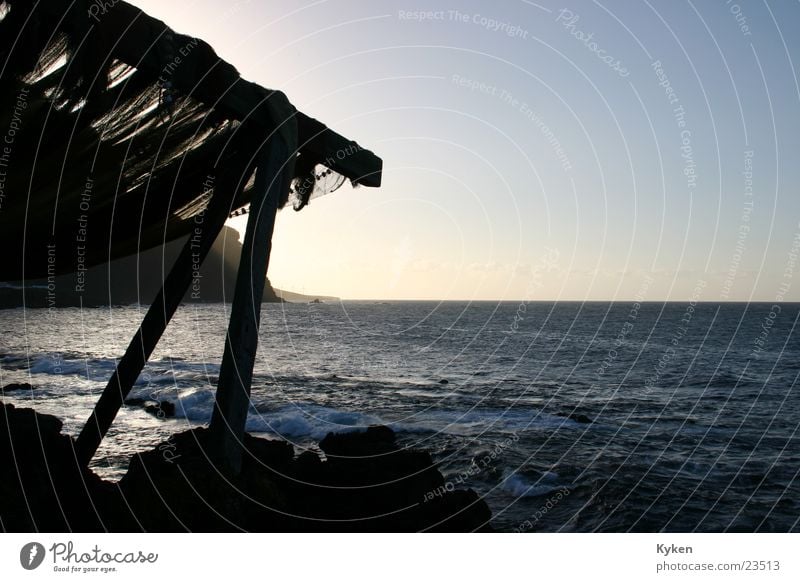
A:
[0,401,492,532]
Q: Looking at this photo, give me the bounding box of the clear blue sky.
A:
[131,0,800,301]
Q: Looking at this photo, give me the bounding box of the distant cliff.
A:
[274,289,339,303]
[0,226,336,307]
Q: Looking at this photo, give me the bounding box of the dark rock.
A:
[117,429,293,531]
[0,402,120,531]
[555,411,593,424]
[2,383,35,393]
[124,397,147,407]
[119,424,493,532]
[245,434,295,469]
[307,425,491,531]
[319,425,396,458]
[125,398,176,419]
[294,450,323,474]
[1,405,494,532]
[144,400,175,418]
[438,379,449,384]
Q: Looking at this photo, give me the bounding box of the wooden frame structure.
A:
[0,0,382,474]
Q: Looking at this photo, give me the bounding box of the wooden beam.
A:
[296,114,382,188]
[74,150,254,468]
[89,1,383,187]
[207,136,290,474]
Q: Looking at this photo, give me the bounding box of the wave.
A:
[29,357,117,377]
[8,350,594,441]
[165,391,380,440]
[159,388,587,440]
[395,407,586,436]
[246,405,381,440]
[10,350,219,387]
[501,470,567,498]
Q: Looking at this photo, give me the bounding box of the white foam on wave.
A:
[171,397,582,440]
[173,387,216,421]
[501,470,565,498]
[169,391,381,440]
[246,405,381,440]
[23,351,216,390]
[29,357,99,376]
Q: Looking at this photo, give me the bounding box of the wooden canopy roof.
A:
[0,0,382,281]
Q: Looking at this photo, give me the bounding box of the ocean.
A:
[1,301,798,532]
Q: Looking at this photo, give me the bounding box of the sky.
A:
[129,0,800,301]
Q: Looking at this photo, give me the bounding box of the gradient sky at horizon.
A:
[129,0,800,301]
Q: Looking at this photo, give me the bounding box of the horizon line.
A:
[329,298,800,304]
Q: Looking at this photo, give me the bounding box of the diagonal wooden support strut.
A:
[74,153,255,468]
[208,136,291,474]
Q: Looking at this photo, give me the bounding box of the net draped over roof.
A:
[0,0,381,281]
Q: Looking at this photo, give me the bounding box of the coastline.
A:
[0,400,493,532]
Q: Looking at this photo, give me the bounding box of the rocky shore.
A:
[0,400,492,532]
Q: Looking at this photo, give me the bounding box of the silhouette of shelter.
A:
[0,1,382,472]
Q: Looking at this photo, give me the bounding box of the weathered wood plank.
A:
[74,142,256,467]
[207,136,291,473]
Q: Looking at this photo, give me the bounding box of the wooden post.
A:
[208,136,290,474]
[75,155,253,468]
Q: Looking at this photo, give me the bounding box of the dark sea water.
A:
[1,301,798,532]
